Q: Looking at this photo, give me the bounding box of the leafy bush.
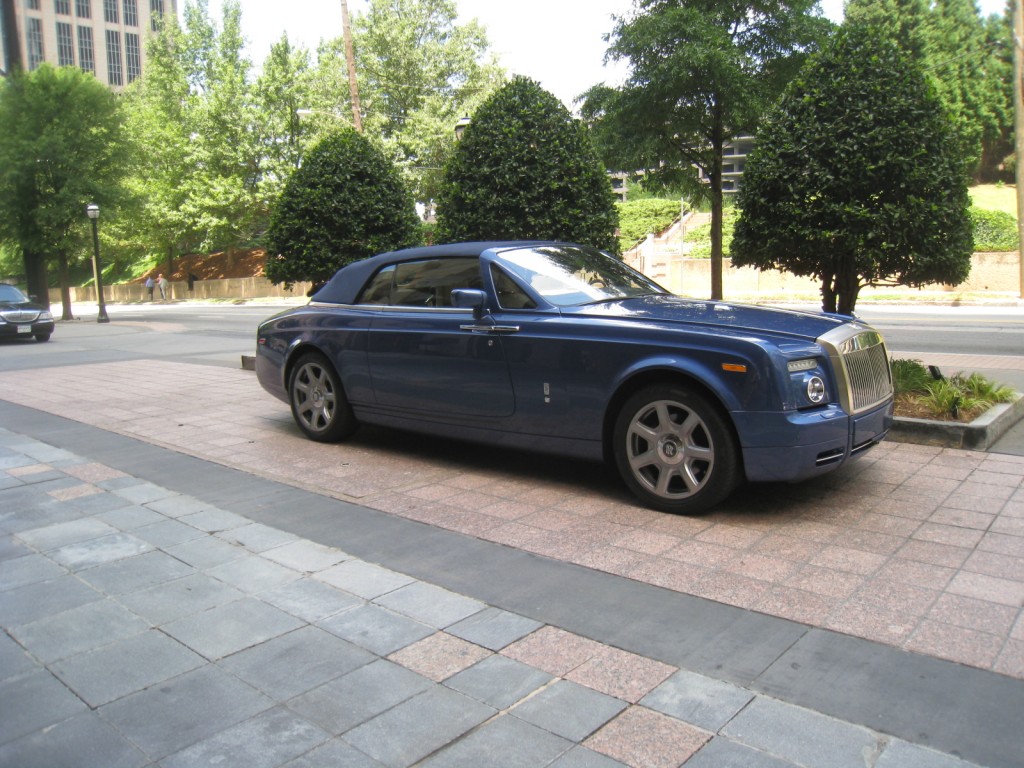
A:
[616,199,682,253]
[891,358,933,394]
[436,77,620,254]
[265,128,421,288]
[891,357,1016,420]
[970,206,1017,251]
[688,208,737,259]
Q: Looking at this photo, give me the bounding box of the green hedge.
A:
[617,201,1016,258]
[970,206,1017,251]
[616,199,681,253]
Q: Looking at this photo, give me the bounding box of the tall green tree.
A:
[120,11,198,272]
[252,35,316,208]
[121,0,265,275]
[333,0,505,211]
[731,27,973,315]
[265,128,420,288]
[581,0,831,299]
[0,64,126,316]
[181,0,261,255]
[846,0,1012,181]
[436,77,619,253]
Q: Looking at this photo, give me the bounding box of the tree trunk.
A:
[57,251,73,320]
[22,251,49,309]
[709,103,725,301]
[166,244,175,278]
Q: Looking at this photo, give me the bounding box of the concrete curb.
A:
[889,393,1024,450]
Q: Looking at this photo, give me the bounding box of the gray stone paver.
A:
[641,669,754,732]
[374,580,486,628]
[511,679,628,742]
[420,713,573,767]
[161,595,305,660]
[343,686,496,768]
[0,711,147,768]
[0,431,1002,768]
[722,696,880,768]
[447,605,544,650]
[50,629,204,706]
[159,705,330,768]
[445,653,553,710]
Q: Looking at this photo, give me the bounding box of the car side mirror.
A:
[451,288,487,320]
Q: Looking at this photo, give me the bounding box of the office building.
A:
[0,0,176,88]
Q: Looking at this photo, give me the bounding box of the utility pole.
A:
[340,0,362,132]
[1015,0,1024,297]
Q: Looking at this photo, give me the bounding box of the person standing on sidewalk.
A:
[157,274,168,301]
[145,276,154,301]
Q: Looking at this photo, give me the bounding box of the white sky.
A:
[190,0,1005,110]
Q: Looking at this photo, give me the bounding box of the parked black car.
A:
[0,284,55,342]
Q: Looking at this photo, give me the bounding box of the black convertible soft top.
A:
[309,241,556,305]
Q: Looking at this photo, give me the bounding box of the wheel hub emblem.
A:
[659,436,682,462]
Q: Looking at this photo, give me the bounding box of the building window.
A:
[78,25,95,73]
[104,0,118,23]
[150,0,164,31]
[106,29,123,85]
[123,0,137,27]
[57,21,75,66]
[75,0,90,17]
[27,17,45,69]
[26,0,41,10]
[125,32,141,82]
[54,0,70,14]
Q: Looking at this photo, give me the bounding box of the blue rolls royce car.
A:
[0,284,55,342]
[256,242,894,514]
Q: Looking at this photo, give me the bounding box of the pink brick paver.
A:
[1,358,1022,680]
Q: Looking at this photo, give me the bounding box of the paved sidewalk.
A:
[1,359,1021,678]
[0,426,1010,767]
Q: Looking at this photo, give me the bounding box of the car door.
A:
[364,257,516,419]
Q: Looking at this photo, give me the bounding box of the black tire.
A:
[287,352,357,443]
[612,384,740,515]
[34,333,51,342]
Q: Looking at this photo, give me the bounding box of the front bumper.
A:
[735,398,894,483]
[0,319,55,339]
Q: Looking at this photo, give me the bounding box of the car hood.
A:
[562,295,849,342]
[0,300,46,312]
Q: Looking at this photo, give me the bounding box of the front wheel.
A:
[34,333,51,342]
[613,384,740,515]
[288,352,357,443]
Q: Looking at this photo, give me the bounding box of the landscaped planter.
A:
[889,393,1024,450]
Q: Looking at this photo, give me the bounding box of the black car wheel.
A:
[288,352,357,442]
[613,384,739,514]
[34,333,50,342]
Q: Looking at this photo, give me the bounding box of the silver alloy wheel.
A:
[292,359,336,434]
[625,398,715,500]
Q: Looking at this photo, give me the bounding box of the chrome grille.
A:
[820,325,893,414]
[1,310,40,323]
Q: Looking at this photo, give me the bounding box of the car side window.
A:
[358,265,396,305]
[491,265,537,310]
[357,258,481,307]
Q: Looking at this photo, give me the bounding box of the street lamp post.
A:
[85,203,109,323]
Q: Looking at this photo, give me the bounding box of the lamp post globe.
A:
[85,203,109,323]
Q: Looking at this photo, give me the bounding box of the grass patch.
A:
[968,184,1017,217]
[891,358,1016,421]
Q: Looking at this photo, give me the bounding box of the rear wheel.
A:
[613,384,739,515]
[288,352,357,442]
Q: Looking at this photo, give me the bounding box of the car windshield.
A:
[0,284,29,303]
[497,245,666,307]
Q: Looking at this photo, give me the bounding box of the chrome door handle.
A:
[460,324,520,334]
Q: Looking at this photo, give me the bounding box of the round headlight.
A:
[807,376,826,404]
